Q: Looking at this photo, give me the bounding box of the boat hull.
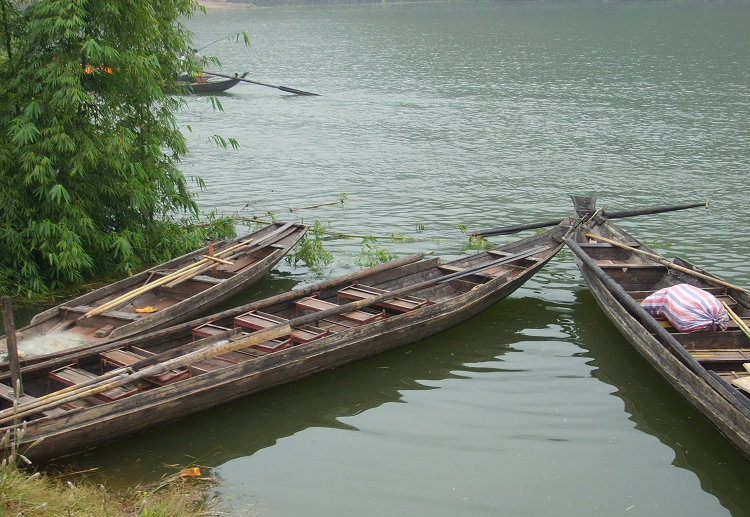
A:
[4,219,577,462]
[1,222,307,364]
[567,212,750,458]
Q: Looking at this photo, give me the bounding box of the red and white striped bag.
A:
[640,283,729,333]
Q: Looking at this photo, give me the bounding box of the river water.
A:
[43,2,750,516]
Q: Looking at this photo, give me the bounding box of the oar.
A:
[203,71,319,96]
[472,200,710,237]
[584,233,750,296]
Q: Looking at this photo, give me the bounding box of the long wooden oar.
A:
[584,233,750,296]
[472,200,709,237]
[203,71,319,96]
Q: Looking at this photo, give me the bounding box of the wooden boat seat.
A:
[217,254,262,274]
[0,382,69,417]
[99,347,189,386]
[295,296,386,324]
[234,310,330,344]
[690,348,750,365]
[627,286,727,301]
[59,305,141,321]
[595,261,667,269]
[188,356,237,376]
[579,241,641,248]
[438,264,492,276]
[337,284,429,313]
[250,338,294,352]
[192,321,232,340]
[487,249,541,262]
[49,365,141,402]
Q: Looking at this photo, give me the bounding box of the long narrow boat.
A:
[565,197,750,458]
[0,222,307,364]
[177,72,249,94]
[0,218,577,462]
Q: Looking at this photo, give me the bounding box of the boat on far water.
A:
[565,196,750,458]
[177,72,249,94]
[0,222,307,364]
[0,217,577,462]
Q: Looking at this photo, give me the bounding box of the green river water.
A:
[13,2,750,516]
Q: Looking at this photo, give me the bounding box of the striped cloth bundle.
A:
[641,283,729,333]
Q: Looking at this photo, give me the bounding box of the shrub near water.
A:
[0,0,216,295]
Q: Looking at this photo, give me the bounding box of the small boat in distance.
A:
[565,197,750,458]
[0,222,307,364]
[177,72,249,94]
[0,217,578,462]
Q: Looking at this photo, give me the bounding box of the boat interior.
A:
[0,244,553,421]
[579,231,750,396]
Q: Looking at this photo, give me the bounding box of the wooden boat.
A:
[178,72,249,94]
[0,222,307,364]
[565,196,750,458]
[0,218,577,462]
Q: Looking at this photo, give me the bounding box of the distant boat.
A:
[0,222,307,364]
[177,72,249,94]
[565,196,750,458]
[0,218,577,462]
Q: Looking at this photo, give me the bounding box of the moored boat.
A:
[177,72,249,94]
[0,217,577,462]
[0,222,307,364]
[565,197,750,458]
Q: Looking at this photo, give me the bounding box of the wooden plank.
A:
[49,366,140,401]
[337,284,429,313]
[0,382,68,417]
[295,297,385,324]
[59,305,140,321]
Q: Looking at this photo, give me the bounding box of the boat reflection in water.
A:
[569,288,750,516]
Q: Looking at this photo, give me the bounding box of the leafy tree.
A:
[0,0,225,295]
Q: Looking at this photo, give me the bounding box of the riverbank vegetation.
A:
[0,0,236,297]
[1,461,216,516]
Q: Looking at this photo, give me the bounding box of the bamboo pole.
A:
[723,301,750,340]
[81,239,253,318]
[584,233,750,296]
[0,241,554,422]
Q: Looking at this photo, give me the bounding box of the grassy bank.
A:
[1,460,217,516]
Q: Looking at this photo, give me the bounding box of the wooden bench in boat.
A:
[295,296,386,324]
[234,310,330,345]
[595,260,667,269]
[336,284,429,313]
[0,382,69,417]
[627,286,728,301]
[99,347,190,386]
[690,348,750,365]
[49,364,141,402]
[59,305,141,321]
[487,249,541,262]
[192,321,232,340]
